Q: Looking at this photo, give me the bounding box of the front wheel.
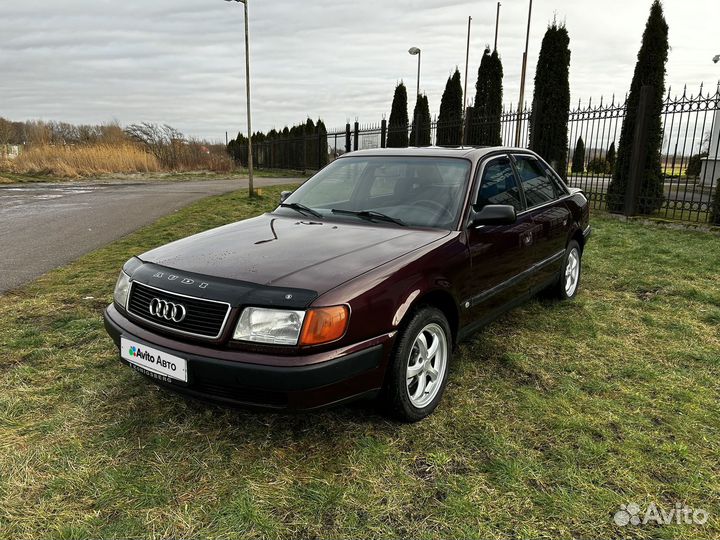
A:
[555,240,582,300]
[382,307,452,422]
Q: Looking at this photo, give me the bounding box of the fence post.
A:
[381,119,387,148]
[625,85,654,216]
[354,120,359,151]
[303,135,307,174]
[345,123,351,153]
[462,107,473,146]
[317,129,323,169]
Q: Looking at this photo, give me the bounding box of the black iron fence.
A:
[238,82,720,224]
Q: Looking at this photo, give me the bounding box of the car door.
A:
[460,154,538,329]
[511,154,573,291]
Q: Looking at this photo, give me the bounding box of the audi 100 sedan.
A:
[105,147,590,421]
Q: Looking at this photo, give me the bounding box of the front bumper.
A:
[104,304,393,410]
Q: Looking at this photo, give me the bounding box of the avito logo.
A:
[128,345,177,372]
[128,345,155,363]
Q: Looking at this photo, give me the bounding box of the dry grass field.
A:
[8,144,162,177]
[3,142,235,178]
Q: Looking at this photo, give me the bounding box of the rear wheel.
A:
[555,240,582,300]
[382,307,452,422]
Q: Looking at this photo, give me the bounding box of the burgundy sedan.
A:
[104,147,590,421]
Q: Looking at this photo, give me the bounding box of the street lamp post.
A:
[226,0,254,197]
[409,47,421,147]
[514,0,532,147]
[408,47,421,99]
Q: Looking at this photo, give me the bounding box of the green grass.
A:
[1,185,719,539]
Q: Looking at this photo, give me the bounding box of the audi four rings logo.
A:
[149,298,187,323]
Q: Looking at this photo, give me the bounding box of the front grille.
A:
[127,282,231,339]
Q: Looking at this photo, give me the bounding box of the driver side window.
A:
[477,156,523,212]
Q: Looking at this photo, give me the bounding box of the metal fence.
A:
[240,82,720,224]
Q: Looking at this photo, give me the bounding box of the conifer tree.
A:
[410,95,431,146]
[387,82,409,148]
[437,68,463,146]
[571,136,586,173]
[316,119,328,167]
[470,47,504,146]
[607,141,616,172]
[606,0,668,213]
[529,22,571,178]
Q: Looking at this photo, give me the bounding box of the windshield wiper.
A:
[279,202,322,219]
[331,209,406,226]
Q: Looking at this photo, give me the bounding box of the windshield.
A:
[278,156,471,229]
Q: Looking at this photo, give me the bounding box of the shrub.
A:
[711,180,720,225]
[686,152,708,178]
[587,158,611,174]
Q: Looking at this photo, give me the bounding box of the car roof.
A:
[337,146,536,166]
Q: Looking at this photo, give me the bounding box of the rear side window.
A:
[477,156,523,212]
[513,156,560,207]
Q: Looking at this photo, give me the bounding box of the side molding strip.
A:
[462,250,565,309]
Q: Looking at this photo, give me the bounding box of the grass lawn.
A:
[1,185,719,539]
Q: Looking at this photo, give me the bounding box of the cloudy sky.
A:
[1,0,718,141]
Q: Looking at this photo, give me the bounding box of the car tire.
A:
[382,307,452,422]
[555,239,582,300]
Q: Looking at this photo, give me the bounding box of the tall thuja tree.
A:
[437,68,463,146]
[470,47,504,146]
[316,119,328,168]
[304,118,315,170]
[571,136,586,173]
[607,141,616,172]
[529,22,571,178]
[387,82,409,148]
[606,0,668,213]
[409,94,431,146]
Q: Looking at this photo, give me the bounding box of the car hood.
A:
[139,213,450,296]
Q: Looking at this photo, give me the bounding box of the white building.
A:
[700,108,720,187]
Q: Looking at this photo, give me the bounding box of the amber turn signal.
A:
[299,305,349,346]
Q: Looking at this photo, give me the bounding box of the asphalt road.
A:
[0,177,300,293]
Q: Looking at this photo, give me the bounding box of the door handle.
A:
[521,232,533,246]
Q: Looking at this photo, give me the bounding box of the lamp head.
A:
[408,47,421,56]
[713,54,720,64]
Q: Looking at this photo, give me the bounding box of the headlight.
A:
[113,271,131,309]
[234,307,306,345]
[233,305,350,346]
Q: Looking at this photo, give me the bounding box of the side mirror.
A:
[469,204,517,227]
[279,190,293,203]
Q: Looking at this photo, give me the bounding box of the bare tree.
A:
[0,118,13,147]
[125,123,185,168]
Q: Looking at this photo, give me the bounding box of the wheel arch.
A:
[570,226,585,252]
[405,289,460,347]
